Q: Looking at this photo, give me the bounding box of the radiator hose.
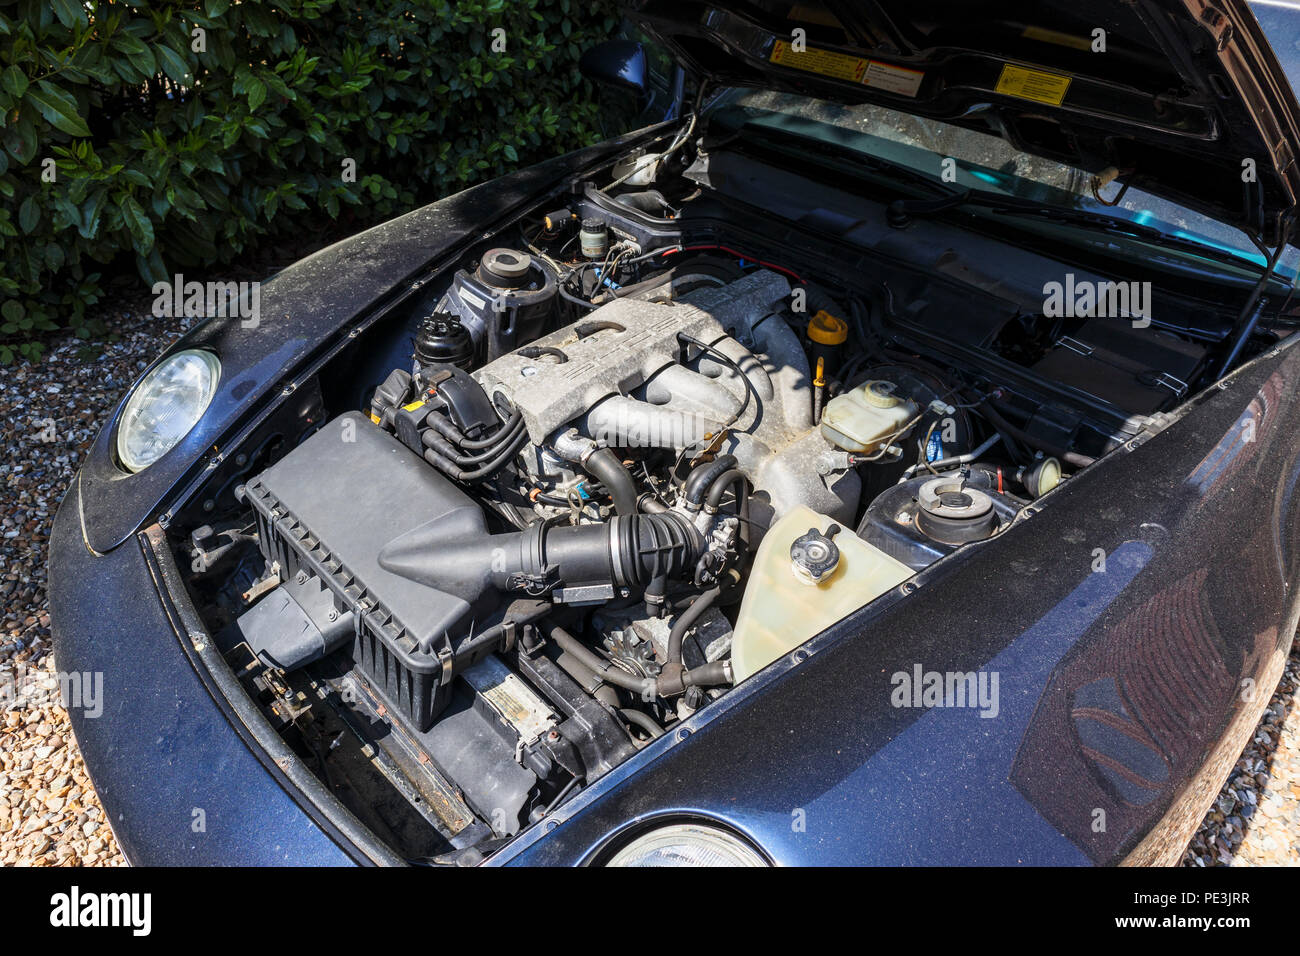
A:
[543,622,732,701]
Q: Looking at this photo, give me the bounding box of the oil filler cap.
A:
[807,310,848,346]
[790,525,841,585]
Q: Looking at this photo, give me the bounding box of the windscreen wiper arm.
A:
[891,188,1273,272]
[890,188,1164,237]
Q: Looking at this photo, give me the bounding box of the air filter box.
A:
[242,412,500,729]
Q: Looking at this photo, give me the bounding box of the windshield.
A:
[711,88,1300,279]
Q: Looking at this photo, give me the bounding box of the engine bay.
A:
[170,130,1273,863]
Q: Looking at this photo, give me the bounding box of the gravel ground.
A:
[1182,635,1300,866]
[1,304,1298,867]
[1,303,192,867]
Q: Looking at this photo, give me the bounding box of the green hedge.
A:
[0,0,619,362]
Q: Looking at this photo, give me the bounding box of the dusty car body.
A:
[50,1,1300,865]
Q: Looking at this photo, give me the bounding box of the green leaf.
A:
[110,33,148,56]
[17,195,38,233]
[2,114,37,163]
[49,0,88,29]
[1,66,27,99]
[79,190,107,239]
[27,81,91,137]
[111,35,157,77]
[157,46,192,85]
[247,76,267,111]
[136,245,167,285]
[127,46,158,77]
[119,195,154,254]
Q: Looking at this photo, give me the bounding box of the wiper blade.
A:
[979,197,1172,242]
[981,199,1281,272]
[893,188,1270,272]
[890,188,1161,238]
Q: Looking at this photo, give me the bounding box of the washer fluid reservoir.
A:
[731,506,914,683]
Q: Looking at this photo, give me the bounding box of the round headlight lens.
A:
[605,823,768,867]
[116,349,221,473]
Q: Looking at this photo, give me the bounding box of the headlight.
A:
[605,823,769,867]
[116,349,221,473]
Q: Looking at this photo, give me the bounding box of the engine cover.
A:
[473,269,791,444]
[474,269,861,525]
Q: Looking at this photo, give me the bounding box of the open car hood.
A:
[627,0,1300,244]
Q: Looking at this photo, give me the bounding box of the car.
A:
[50,0,1300,866]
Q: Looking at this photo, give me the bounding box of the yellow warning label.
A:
[401,399,426,413]
[995,64,1071,106]
[770,39,868,84]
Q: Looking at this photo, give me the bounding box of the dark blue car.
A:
[51,0,1300,866]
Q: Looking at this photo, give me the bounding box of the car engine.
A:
[178,142,1234,861]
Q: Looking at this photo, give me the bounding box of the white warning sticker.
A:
[457,288,487,312]
[863,61,924,97]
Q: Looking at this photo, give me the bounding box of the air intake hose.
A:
[378,511,707,603]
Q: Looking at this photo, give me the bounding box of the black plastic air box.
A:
[242,411,495,730]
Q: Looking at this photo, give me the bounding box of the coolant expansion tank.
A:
[731,506,914,682]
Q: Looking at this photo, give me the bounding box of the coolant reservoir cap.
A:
[862,380,901,408]
[790,525,841,585]
[807,310,848,346]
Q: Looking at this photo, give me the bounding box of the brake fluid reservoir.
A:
[731,506,914,683]
[820,380,917,454]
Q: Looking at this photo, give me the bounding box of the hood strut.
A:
[1217,213,1296,378]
